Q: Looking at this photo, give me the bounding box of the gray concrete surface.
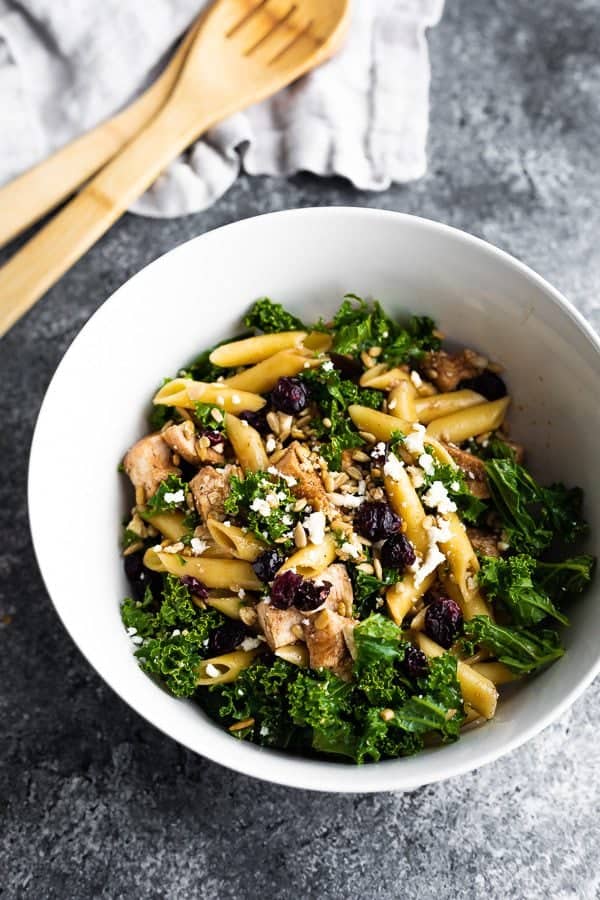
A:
[2,1,600,897]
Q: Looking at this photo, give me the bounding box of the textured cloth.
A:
[0,0,444,217]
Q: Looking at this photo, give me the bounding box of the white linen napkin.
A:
[0,0,444,217]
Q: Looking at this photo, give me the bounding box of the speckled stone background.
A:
[2,1,600,897]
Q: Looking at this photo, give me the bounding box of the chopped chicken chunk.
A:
[318,563,355,617]
[256,601,304,650]
[421,349,487,392]
[276,441,329,511]
[190,464,238,522]
[303,608,356,680]
[123,433,179,501]
[162,421,200,465]
[467,527,500,558]
[444,443,490,499]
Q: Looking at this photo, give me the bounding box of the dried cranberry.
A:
[329,353,363,382]
[124,552,161,600]
[270,377,309,415]
[180,575,209,599]
[199,429,224,447]
[424,596,463,649]
[252,549,285,583]
[270,571,303,609]
[239,409,270,435]
[295,579,332,612]
[380,533,416,570]
[459,370,507,401]
[354,501,402,541]
[208,620,246,655]
[403,645,429,679]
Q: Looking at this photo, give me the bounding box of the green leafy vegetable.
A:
[122,576,225,697]
[478,555,568,626]
[381,315,441,366]
[464,616,565,674]
[244,297,305,333]
[223,471,299,547]
[329,296,440,363]
[149,378,175,430]
[388,429,406,454]
[485,459,588,555]
[145,474,189,515]
[122,528,143,550]
[351,568,396,618]
[465,436,517,461]
[421,458,487,524]
[535,555,595,600]
[352,614,410,707]
[194,402,226,432]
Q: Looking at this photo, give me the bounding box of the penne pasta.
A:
[140,510,187,541]
[197,648,263,685]
[348,405,411,441]
[143,548,262,590]
[209,331,307,366]
[302,331,332,352]
[224,349,319,393]
[278,534,337,578]
[388,381,417,422]
[384,467,429,555]
[206,517,267,562]
[425,396,510,443]
[224,412,268,473]
[471,661,518,685]
[416,633,498,719]
[438,513,491,619]
[360,366,411,390]
[275,644,309,667]
[415,389,485,424]
[153,378,265,412]
[203,594,244,619]
[386,573,435,626]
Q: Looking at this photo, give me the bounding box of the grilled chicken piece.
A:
[421,350,487,393]
[445,443,490,499]
[303,608,356,680]
[319,563,355,617]
[123,433,179,501]
[467,527,500,558]
[190,464,238,522]
[256,601,304,650]
[275,441,329,511]
[162,421,200,465]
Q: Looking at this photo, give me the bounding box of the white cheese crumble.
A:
[372,441,386,459]
[303,511,326,545]
[240,636,262,651]
[327,493,365,508]
[131,635,144,645]
[267,466,297,487]
[237,588,246,599]
[383,452,404,482]
[265,435,277,453]
[250,497,272,517]
[421,480,457,515]
[451,481,460,491]
[419,452,435,476]
[404,423,426,456]
[205,663,222,678]
[126,626,137,636]
[410,370,423,388]
[321,360,334,372]
[163,489,184,505]
[190,538,208,556]
[411,517,451,587]
[341,541,361,559]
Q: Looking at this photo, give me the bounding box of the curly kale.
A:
[223,471,299,547]
[464,616,564,675]
[420,455,487,524]
[478,555,568,626]
[145,474,189,515]
[244,297,306,333]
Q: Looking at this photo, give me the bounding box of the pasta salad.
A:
[120,296,594,764]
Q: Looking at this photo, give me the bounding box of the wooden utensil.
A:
[0,0,350,337]
[0,15,205,249]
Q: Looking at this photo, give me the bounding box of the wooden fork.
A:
[0,0,350,337]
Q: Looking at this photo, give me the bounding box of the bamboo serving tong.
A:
[0,0,350,337]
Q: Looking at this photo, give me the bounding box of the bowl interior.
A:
[29,208,600,792]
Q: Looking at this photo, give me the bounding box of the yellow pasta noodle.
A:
[302,332,332,352]
[140,510,187,541]
[384,467,428,555]
[278,534,337,578]
[415,389,485,424]
[348,405,411,441]
[153,378,265,412]
[203,594,244,619]
[416,633,498,719]
[224,412,268,473]
[275,644,309,667]
[360,366,411,390]
[388,381,417,422]
[206,518,267,562]
[197,648,263,685]
[425,396,510,443]
[142,548,262,590]
[471,661,518,685]
[224,349,319,393]
[438,513,491,619]
[209,331,307,366]
[386,573,435,626]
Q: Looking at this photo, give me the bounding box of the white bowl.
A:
[29,208,600,793]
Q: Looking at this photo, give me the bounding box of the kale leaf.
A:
[244,298,305,333]
[329,296,440,363]
[194,402,226,432]
[381,315,441,366]
[351,568,396,618]
[223,471,299,547]
[422,457,487,524]
[352,615,410,708]
[478,554,568,626]
[463,615,565,674]
[145,474,189,515]
[535,555,595,601]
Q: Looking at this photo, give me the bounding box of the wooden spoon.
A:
[0,0,350,337]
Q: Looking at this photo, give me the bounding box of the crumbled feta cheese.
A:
[250,497,272,517]
[404,423,426,456]
[388,398,397,411]
[327,493,365,508]
[321,360,334,372]
[419,452,435,476]
[267,466,297,487]
[407,466,425,489]
[303,511,326,545]
[172,629,181,637]
[238,588,246,599]
[265,435,277,453]
[264,492,281,509]
[372,441,386,459]
[163,489,184,505]
[375,597,385,609]
[341,541,361,559]
[410,370,423,388]
[450,481,460,492]
[497,540,510,552]
[259,724,270,737]
[282,514,293,525]
[213,443,224,454]
[382,331,389,339]
[412,517,450,587]
[240,636,262,651]
[205,663,221,678]
[383,452,404,482]
[131,635,144,645]
[126,626,137,636]
[421,480,457,515]
[190,537,208,556]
